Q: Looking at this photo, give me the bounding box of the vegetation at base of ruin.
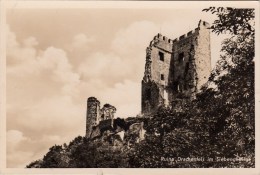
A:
[26,7,255,168]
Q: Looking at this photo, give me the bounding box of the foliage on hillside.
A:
[26,7,255,168]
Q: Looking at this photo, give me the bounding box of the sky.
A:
[6,6,226,168]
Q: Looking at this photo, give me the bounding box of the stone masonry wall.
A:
[150,34,173,87]
[170,27,199,101]
[195,20,211,90]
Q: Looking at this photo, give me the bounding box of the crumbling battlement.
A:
[173,20,209,42]
[142,20,211,114]
[149,33,173,53]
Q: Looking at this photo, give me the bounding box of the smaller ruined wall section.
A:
[194,21,211,90]
[86,97,117,138]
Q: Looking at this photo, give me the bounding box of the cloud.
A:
[7,96,85,167]
[7,23,80,96]
[22,36,39,47]
[7,26,38,66]
[110,81,141,117]
[78,21,158,86]
[7,130,28,144]
[6,25,19,50]
[78,52,134,85]
[7,130,32,168]
[38,47,80,95]
[72,33,95,48]
[6,129,75,168]
[111,20,158,56]
[6,25,84,167]
[97,80,141,117]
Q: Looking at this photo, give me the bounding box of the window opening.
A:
[178,52,184,63]
[159,51,164,61]
[145,89,151,100]
[161,74,165,81]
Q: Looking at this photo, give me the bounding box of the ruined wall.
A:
[101,104,116,121]
[90,117,146,146]
[86,97,117,138]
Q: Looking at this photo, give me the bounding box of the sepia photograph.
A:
[0,1,259,174]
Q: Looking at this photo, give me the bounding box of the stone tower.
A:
[142,20,211,114]
[86,97,101,138]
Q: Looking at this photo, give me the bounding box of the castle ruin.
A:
[85,20,211,140]
[142,20,211,114]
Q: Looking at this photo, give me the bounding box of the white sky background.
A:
[6,7,226,168]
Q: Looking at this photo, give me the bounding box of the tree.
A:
[201,7,255,167]
[26,159,43,168]
[203,7,254,36]
[41,145,69,168]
